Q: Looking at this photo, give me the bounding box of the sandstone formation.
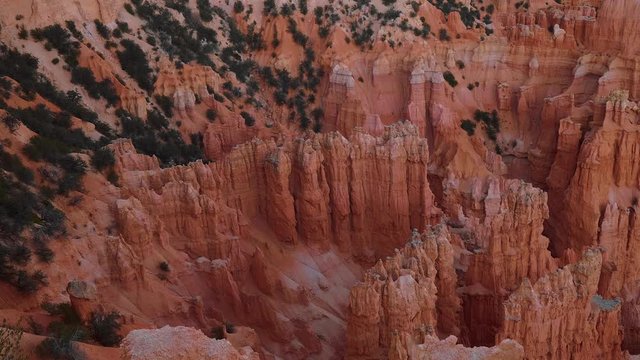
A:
[153,58,222,114]
[121,326,258,360]
[346,225,460,358]
[498,249,623,360]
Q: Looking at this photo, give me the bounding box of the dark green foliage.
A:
[36,335,85,360]
[147,109,169,129]
[225,323,235,334]
[116,21,131,34]
[443,71,458,87]
[263,0,277,16]
[70,67,118,105]
[287,19,308,46]
[197,0,214,21]
[37,304,87,359]
[154,95,173,117]
[14,105,95,153]
[280,3,294,16]
[382,0,396,5]
[159,261,170,272]
[233,1,244,13]
[206,108,217,121]
[65,21,83,41]
[210,323,235,340]
[240,111,255,127]
[298,0,308,14]
[438,28,451,41]
[13,105,91,195]
[474,109,501,141]
[18,27,29,40]
[124,3,135,15]
[94,20,111,39]
[456,60,465,69]
[116,39,153,91]
[89,311,122,347]
[133,1,217,66]
[0,146,34,184]
[0,45,109,131]
[36,246,54,263]
[91,148,115,171]
[30,24,80,67]
[382,8,401,21]
[211,326,224,339]
[461,119,476,136]
[117,110,204,166]
[106,169,119,186]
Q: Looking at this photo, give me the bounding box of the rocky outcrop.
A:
[323,63,367,137]
[346,225,461,358]
[409,335,524,360]
[121,326,259,360]
[110,122,437,357]
[497,249,623,360]
[455,178,558,346]
[115,121,437,262]
[548,91,640,254]
[153,58,222,114]
[0,0,124,27]
[67,280,98,323]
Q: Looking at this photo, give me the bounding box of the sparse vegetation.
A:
[474,109,501,141]
[443,71,458,87]
[240,111,255,127]
[89,311,122,347]
[116,39,153,91]
[461,119,476,136]
[91,147,115,171]
[159,261,170,272]
[206,108,217,122]
[118,109,204,167]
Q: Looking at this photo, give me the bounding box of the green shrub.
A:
[36,246,55,263]
[36,333,85,360]
[240,111,255,127]
[461,120,476,135]
[91,148,115,171]
[116,40,153,91]
[154,95,173,117]
[206,109,217,121]
[443,71,458,87]
[233,1,244,13]
[30,24,80,67]
[159,261,170,272]
[94,20,111,39]
[474,109,500,141]
[196,0,213,21]
[438,28,451,41]
[147,109,169,129]
[124,3,135,15]
[89,311,122,347]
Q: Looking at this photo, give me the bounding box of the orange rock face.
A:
[346,225,459,358]
[497,249,623,360]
